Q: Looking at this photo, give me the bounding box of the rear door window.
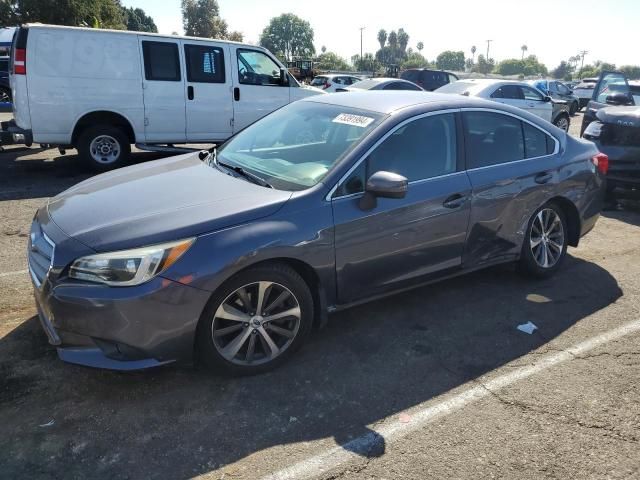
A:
[142,41,181,81]
[523,123,554,158]
[184,44,225,83]
[463,111,525,168]
[491,85,524,99]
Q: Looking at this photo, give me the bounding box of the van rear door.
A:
[138,37,186,143]
[9,27,32,131]
[181,40,233,142]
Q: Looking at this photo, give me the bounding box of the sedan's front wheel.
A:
[518,203,568,278]
[197,263,314,376]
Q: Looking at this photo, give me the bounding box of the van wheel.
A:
[0,87,11,103]
[78,125,130,171]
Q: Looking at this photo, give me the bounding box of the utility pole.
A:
[359,26,366,71]
[486,39,493,60]
[578,50,588,78]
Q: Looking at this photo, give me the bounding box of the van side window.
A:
[237,50,283,86]
[185,45,225,83]
[142,41,181,82]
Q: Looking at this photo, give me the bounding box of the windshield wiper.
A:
[200,147,273,189]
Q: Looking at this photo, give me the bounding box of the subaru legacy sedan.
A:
[29,92,606,375]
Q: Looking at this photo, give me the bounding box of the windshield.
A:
[310,76,328,86]
[216,101,384,191]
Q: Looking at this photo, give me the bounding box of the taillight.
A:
[323,82,332,90]
[592,153,609,175]
[14,48,26,75]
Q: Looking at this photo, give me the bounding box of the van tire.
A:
[0,87,11,103]
[77,125,131,171]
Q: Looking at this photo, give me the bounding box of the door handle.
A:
[535,172,553,184]
[187,85,194,100]
[234,87,240,101]
[443,193,467,209]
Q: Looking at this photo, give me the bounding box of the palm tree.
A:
[377,29,387,50]
[471,45,477,63]
[417,41,424,52]
[397,28,409,52]
[521,44,528,60]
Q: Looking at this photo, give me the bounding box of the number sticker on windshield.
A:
[332,113,375,128]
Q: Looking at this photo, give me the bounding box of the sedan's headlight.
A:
[69,238,194,286]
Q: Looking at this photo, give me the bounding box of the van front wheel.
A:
[78,125,131,171]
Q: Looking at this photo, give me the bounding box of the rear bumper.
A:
[0,118,32,146]
[593,142,640,189]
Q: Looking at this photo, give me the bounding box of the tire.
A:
[77,124,131,171]
[196,263,314,376]
[0,87,11,103]
[518,202,569,279]
[569,101,578,116]
[553,114,570,132]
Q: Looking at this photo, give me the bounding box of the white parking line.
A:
[0,269,28,278]
[261,319,640,480]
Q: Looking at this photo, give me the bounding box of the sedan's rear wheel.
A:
[518,203,568,278]
[197,264,314,375]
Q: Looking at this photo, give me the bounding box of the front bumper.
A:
[30,212,211,370]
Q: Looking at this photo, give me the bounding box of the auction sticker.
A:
[332,113,375,128]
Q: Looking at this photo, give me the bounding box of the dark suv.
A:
[400,69,459,91]
[0,56,10,103]
[581,71,639,194]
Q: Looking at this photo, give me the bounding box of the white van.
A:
[4,24,322,170]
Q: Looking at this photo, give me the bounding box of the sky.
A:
[122,0,639,68]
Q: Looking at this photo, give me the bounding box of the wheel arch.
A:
[548,196,581,247]
[71,110,136,146]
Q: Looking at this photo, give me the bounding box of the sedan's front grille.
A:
[28,223,55,288]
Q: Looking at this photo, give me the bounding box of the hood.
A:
[47,153,292,252]
[596,106,640,127]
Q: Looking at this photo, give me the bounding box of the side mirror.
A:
[543,95,552,102]
[359,171,408,210]
[605,92,633,106]
[279,68,289,86]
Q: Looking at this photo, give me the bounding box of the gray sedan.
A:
[29,92,606,375]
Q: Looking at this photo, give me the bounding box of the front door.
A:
[332,112,471,303]
[521,85,552,122]
[138,37,186,143]
[231,48,290,133]
[182,41,233,142]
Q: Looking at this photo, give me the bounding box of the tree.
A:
[417,41,424,52]
[472,54,495,74]
[316,51,350,71]
[181,0,237,39]
[520,44,528,60]
[388,30,398,50]
[397,28,409,52]
[353,53,379,72]
[551,61,573,80]
[122,7,157,33]
[377,29,387,50]
[321,45,327,54]
[620,65,640,79]
[470,45,477,62]
[494,59,525,76]
[435,50,465,71]
[401,51,429,69]
[259,13,315,62]
[227,31,243,42]
[0,0,126,29]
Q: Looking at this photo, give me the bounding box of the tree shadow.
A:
[0,255,622,479]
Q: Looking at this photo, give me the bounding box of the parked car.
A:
[29,91,606,375]
[400,69,459,91]
[529,79,580,115]
[573,77,599,110]
[435,79,571,131]
[1,24,322,170]
[309,74,363,92]
[581,71,638,195]
[336,77,424,92]
[0,55,10,103]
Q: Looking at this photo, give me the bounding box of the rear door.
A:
[139,38,186,143]
[182,40,233,142]
[582,71,634,135]
[231,47,290,133]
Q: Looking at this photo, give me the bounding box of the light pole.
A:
[359,26,366,71]
[486,39,493,60]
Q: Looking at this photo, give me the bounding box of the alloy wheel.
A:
[0,89,10,103]
[530,208,565,269]
[211,281,301,366]
[555,117,569,131]
[89,135,121,164]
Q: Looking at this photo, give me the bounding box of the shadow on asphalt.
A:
[0,147,167,201]
[0,255,622,479]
